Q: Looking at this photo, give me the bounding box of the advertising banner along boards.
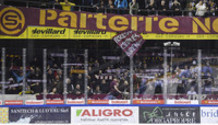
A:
[71,107,138,124]
[0,108,9,124]
[139,107,200,124]
[201,107,218,123]
[9,107,71,123]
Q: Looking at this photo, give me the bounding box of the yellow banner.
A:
[1,26,218,40]
[71,69,85,74]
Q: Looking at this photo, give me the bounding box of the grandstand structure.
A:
[0,0,218,106]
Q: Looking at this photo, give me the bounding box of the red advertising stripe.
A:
[109,100,130,104]
[46,100,64,104]
[202,100,218,104]
[67,100,85,104]
[133,100,164,104]
[5,100,23,105]
[87,100,109,104]
[25,100,44,105]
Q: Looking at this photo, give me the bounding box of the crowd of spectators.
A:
[1,48,218,101]
[3,0,218,16]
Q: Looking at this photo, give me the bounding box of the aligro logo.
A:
[0,7,25,35]
[76,109,133,117]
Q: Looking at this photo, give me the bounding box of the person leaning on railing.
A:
[207,0,217,16]
[56,0,76,11]
[106,0,116,13]
[195,0,207,17]
[129,0,139,15]
[158,0,169,16]
[114,0,128,14]
[171,0,181,16]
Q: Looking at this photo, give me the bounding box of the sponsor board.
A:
[5,100,23,105]
[9,107,71,123]
[139,107,200,123]
[28,27,69,39]
[109,100,130,104]
[71,107,138,124]
[25,100,44,105]
[201,107,218,123]
[0,108,9,123]
[167,100,199,104]
[88,100,130,104]
[202,100,218,104]
[70,29,115,39]
[66,100,85,104]
[87,100,109,104]
[133,100,164,104]
[46,100,64,104]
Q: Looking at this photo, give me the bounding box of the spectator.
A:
[30,57,41,69]
[203,78,213,94]
[176,83,186,94]
[74,74,84,90]
[154,79,163,94]
[54,75,63,94]
[94,85,102,94]
[114,0,128,14]
[147,0,157,12]
[179,0,187,10]
[57,69,63,80]
[66,78,73,94]
[143,0,149,9]
[187,87,197,99]
[59,0,76,11]
[31,82,42,94]
[171,0,181,16]
[119,80,129,93]
[107,0,116,13]
[195,0,207,16]
[53,0,62,9]
[139,78,147,94]
[158,0,169,15]
[202,62,213,77]
[144,82,154,95]
[108,79,122,99]
[208,0,216,16]
[73,84,83,95]
[47,68,54,92]
[129,0,139,15]
[95,0,106,13]
[100,79,109,94]
[179,65,191,78]
[11,70,30,83]
[87,86,94,96]
[50,87,58,94]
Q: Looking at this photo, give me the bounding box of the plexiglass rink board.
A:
[166,48,200,104]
